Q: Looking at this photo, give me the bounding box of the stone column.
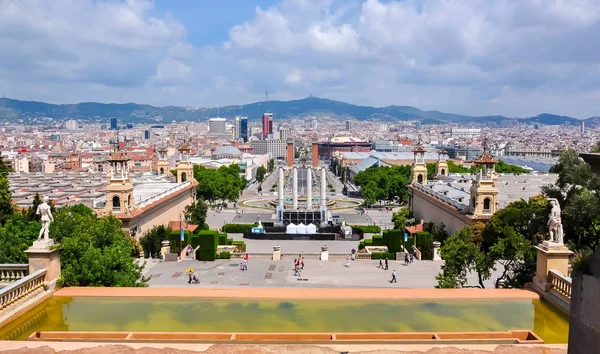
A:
[320,244,329,261]
[25,240,61,285]
[272,245,281,261]
[533,241,573,291]
[306,167,312,210]
[320,167,327,207]
[433,241,442,261]
[278,167,284,208]
[292,167,298,210]
[160,240,171,262]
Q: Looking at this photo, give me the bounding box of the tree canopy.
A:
[353,165,411,206]
[256,166,267,183]
[184,198,208,226]
[544,148,600,251]
[193,164,247,205]
[437,196,547,288]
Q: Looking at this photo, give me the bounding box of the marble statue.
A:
[36,196,54,242]
[547,198,563,245]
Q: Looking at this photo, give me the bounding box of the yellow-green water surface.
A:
[0,297,568,343]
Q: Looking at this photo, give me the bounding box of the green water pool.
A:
[0,297,568,343]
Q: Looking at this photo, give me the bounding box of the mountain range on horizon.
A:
[1,96,598,127]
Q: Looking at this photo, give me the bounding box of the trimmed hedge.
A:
[372,235,385,246]
[218,234,228,246]
[196,230,219,261]
[351,225,381,234]
[222,223,256,233]
[167,229,193,253]
[358,240,366,250]
[217,251,231,259]
[371,252,396,260]
[415,231,434,260]
[383,229,402,253]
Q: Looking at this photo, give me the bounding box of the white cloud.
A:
[1,0,600,117]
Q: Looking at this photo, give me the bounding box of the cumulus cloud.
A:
[1,0,600,117]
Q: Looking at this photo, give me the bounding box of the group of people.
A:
[293,256,305,276]
[187,272,199,284]
[404,252,414,266]
[377,258,389,270]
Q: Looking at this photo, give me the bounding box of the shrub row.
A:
[351,225,381,234]
[371,252,396,260]
[217,251,231,259]
[222,223,256,233]
[196,230,219,261]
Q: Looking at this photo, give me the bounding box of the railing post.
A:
[533,242,572,292]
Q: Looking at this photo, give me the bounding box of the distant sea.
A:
[500,158,555,172]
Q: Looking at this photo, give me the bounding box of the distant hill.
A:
[0,96,594,125]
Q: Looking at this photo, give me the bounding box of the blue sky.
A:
[151,1,281,46]
[1,0,599,118]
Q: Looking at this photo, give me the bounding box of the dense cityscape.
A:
[1,1,600,354]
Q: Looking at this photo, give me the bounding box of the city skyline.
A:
[1,0,600,118]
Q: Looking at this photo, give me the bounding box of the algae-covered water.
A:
[0,297,568,343]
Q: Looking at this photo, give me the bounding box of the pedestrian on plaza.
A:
[242,259,248,271]
[378,259,383,269]
[345,255,351,267]
[188,272,192,284]
[384,258,389,270]
[294,264,301,276]
[301,256,305,270]
[404,253,409,266]
[389,270,397,283]
[409,253,414,263]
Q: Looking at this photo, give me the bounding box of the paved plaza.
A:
[143,256,504,289]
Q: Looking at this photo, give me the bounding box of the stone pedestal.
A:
[25,240,61,284]
[533,242,573,291]
[160,240,171,262]
[433,241,442,261]
[272,245,281,261]
[320,245,329,261]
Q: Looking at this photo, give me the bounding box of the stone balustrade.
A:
[0,269,47,312]
[548,269,571,304]
[0,264,29,285]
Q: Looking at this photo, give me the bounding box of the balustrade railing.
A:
[548,269,571,304]
[0,269,46,312]
[0,264,29,284]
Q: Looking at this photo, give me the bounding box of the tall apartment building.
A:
[279,127,290,143]
[233,117,241,140]
[251,139,286,158]
[345,120,351,131]
[240,117,248,142]
[110,117,118,130]
[209,118,227,135]
[65,120,78,130]
[262,113,273,140]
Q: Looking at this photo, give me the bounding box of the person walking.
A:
[389,270,397,283]
[242,259,248,271]
[378,259,383,269]
[301,256,305,270]
[384,258,389,270]
[404,253,409,266]
[345,255,351,267]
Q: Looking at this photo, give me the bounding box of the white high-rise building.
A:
[233,116,241,140]
[279,127,290,142]
[65,120,78,130]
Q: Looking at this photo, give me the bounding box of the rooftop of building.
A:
[415,173,558,211]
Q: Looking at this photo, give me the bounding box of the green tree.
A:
[591,141,600,153]
[437,223,488,288]
[495,160,530,174]
[53,205,145,287]
[184,198,208,226]
[267,159,275,172]
[447,160,471,174]
[256,166,267,182]
[354,165,411,204]
[0,172,14,225]
[392,208,411,229]
[544,148,600,251]
[426,162,436,180]
[0,213,40,263]
[139,225,170,258]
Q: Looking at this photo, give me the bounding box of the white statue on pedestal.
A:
[547,198,563,245]
[37,196,54,242]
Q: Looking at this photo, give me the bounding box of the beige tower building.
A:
[469,151,499,217]
[176,142,194,183]
[105,151,136,214]
[436,149,449,178]
[411,144,428,185]
[156,147,170,176]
